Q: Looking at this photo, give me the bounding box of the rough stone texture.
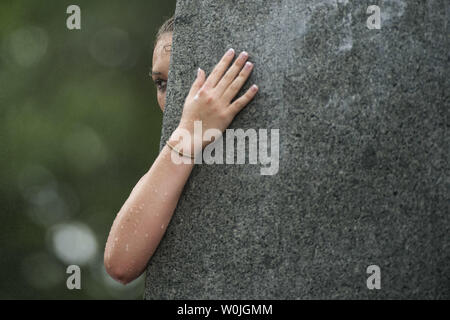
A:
[144,0,449,299]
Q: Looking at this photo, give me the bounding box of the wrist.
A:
[168,126,203,157]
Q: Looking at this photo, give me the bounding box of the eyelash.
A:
[154,79,167,92]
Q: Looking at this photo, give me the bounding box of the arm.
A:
[104,48,258,284]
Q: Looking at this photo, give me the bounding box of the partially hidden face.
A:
[151,32,173,111]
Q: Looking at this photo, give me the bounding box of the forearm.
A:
[104,135,194,284]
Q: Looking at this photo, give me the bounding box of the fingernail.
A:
[241,51,248,59]
[227,48,235,56]
[245,62,253,69]
[197,68,202,76]
[252,84,258,92]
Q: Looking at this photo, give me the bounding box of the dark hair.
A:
[155,15,174,46]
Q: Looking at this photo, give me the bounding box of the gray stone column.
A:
[144,0,449,299]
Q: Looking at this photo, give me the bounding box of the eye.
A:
[154,79,167,92]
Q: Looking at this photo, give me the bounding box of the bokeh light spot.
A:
[8,26,49,67]
[49,222,98,265]
[63,124,108,173]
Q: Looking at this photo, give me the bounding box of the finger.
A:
[187,68,206,99]
[222,61,254,102]
[214,51,249,96]
[203,48,235,89]
[227,84,258,116]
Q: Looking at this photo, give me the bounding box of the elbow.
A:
[106,266,135,285]
[104,253,138,285]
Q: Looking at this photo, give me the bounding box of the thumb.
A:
[188,68,205,98]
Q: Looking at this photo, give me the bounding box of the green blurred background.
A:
[0,0,176,299]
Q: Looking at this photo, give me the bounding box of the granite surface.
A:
[144,0,449,299]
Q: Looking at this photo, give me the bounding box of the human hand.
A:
[170,48,258,154]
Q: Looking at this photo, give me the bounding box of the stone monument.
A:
[144,0,449,299]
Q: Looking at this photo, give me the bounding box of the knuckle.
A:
[236,58,246,67]
[238,72,247,80]
[230,82,240,92]
[205,92,214,103]
[232,78,243,88]
[223,71,234,82]
[232,100,242,110]
[234,62,243,71]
